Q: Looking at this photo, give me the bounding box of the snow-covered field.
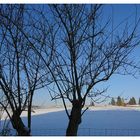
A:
[1,106,140,136]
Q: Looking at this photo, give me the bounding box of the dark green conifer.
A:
[117,96,122,106]
[111,98,116,105]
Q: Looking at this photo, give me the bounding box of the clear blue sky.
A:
[32,4,140,106]
[98,4,140,103]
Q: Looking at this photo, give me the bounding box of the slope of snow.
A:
[89,105,140,111]
[25,107,140,136]
[1,106,140,136]
[0,107,65,120]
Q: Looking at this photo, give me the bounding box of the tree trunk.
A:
[11,112,30,136]
[28,105,31,134]
[66,100,82,136]
[28,93,33,134]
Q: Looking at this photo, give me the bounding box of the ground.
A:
[1,105,140,136]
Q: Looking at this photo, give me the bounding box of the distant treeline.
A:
[110,96,140,106]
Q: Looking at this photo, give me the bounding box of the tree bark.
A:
[11,112,30,136]
[66,100,82,136]
[28,93,33,134]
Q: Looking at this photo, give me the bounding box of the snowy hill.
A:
[1,106,140,136]
[29,107,140,136]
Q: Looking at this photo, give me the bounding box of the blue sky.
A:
[102,4,140,102]
[32,4,140,106]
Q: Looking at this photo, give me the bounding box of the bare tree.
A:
[1,4,139,136]
[0,4,52,135]
[44,4,140,136]
[0,95,11,136]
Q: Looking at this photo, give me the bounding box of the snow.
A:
[89,105,140,111]
[0,107,65,120]
[1,106,140,136]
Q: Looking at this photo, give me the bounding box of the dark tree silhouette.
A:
[0,4,52,135]
[111,98,116,105]
[116,96,123,106]
[128,97,136,105]
[46,4,140,136]
[139,98,140,105]
[1,4,140,136]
